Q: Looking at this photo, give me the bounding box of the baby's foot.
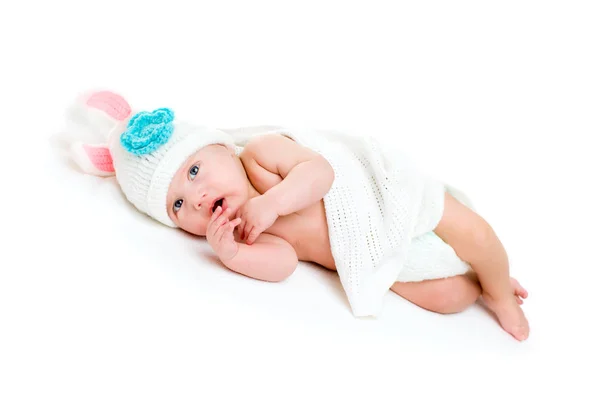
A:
[511,277,528,305]
[482,291,530,341]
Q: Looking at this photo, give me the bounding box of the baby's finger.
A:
[222,219,239,241]
[222,206,233,219]
[207,214,219,236]
[230,218,242,240]
[246,227,261,245]
[209,205,223,226]
[239,219,247,240]
[245,225,255,244]
[215,219,229,243]
[217,208,231,226]
[244,222,254,242]
[211,217,227,237]
[210,214,228,239]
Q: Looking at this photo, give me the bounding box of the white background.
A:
[1,1,599,416]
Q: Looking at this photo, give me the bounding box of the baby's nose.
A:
[193,191,209,210]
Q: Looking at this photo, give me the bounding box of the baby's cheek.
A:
[197,224,208,236]
[180,214,207,237]
[190,222,207,237]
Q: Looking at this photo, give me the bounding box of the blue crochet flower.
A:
[120,108,175,155]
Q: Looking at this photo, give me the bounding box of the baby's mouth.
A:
[211,198,225,213]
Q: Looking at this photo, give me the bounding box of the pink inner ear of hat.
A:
[86,91,132,121]
[82,144,114,172]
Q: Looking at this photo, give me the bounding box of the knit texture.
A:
[83,144,114,172]
[238,126,473,317]
[85,91,132,121]
[120,108,175,155]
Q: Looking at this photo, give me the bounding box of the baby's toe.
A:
[511,278,529,299]
[513,325,529,341]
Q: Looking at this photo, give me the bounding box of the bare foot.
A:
[511,277,528,305]
[482,290,530,341]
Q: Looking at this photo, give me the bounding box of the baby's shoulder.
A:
[238,133,299,170]
[241,133,294,154]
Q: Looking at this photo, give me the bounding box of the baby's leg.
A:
[434,192,529,340]
[390,273,481,314]
[391,274,528,315]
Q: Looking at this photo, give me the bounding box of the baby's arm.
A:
[207,205,298,282]
[241,134,334,216]
[223,232,298,282]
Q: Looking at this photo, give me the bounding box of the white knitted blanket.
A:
[223,125,472,317]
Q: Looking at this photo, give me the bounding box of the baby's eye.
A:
[188,165,199,180]
[173,199,183,213]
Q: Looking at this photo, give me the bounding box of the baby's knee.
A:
[432,274,481,314]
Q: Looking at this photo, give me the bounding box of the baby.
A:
[61,90,529,341]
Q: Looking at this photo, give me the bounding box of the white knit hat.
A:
[62,90,235,228]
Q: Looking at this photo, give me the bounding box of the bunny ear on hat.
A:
[54,90,135,177]
[69,142,115,177]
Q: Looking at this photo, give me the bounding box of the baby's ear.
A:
[69,142,115,177]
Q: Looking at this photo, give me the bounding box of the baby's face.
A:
[166,144,250,236]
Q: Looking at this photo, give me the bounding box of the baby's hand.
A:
[236,195,279,245]
[206,206,242,261]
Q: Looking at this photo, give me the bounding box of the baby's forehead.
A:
[180,146,210,167]
[188,144,222,159]
[186,147,206,161]
[175,143,227,176]
[175,145,213,176]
